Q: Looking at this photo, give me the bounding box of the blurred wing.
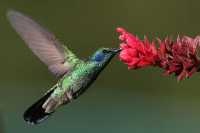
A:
[7,10,78,77]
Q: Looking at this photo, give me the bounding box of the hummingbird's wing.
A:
[7,10,80,77]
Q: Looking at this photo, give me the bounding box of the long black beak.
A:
[109,48,122,53]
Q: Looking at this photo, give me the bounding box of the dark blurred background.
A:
[1,0,200,133]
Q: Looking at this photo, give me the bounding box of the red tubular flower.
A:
[117,27,200,81]
[157,36,200,81]
[117,27,158,69]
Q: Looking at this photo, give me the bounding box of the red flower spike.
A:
[117,27,200,81]
[157,36,200,81]
[117,27,159,69]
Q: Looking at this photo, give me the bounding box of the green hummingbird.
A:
[7,10,120,125]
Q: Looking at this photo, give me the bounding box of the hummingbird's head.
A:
[90,47,121,66]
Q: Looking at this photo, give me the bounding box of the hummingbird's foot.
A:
[64,90,73,102]
[66,92,73,100]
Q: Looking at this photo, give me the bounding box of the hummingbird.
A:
[7,10,120,125]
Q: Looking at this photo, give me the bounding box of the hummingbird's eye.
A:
[102,49,110,53]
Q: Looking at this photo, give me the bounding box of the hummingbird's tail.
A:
[23,89,55,125]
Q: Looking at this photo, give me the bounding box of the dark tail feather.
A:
[23,89,54,125]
